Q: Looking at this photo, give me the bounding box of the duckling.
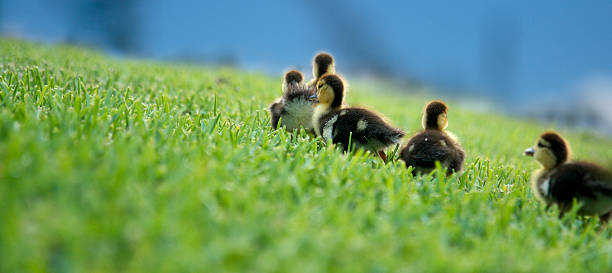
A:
[310,74,405,161]
[524,131,612,222]
[306,52,336,87]
[400,100,465,175]
[269,70,316,132]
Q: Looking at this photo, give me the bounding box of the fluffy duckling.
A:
[310,74,405,161]
[268,70,316,132]
[306,52,336,87]
[524,131,612,222]
[400,100,465,175]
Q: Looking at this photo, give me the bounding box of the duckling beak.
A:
[309,94,318,103]
[524,147,535,156]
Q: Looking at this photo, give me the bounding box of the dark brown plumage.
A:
[525,131,612,222]
[314,53,334,77]
[423,101,447,129]
[400,100,465,175]
[312,74,405,159]
[316,107,405,152]
[268,70,315,132]
[269,99,283,130]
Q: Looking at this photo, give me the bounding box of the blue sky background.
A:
[1,0,612,109]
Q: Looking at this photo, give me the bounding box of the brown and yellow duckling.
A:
[400,100,465,175]
[269,70,316,132]
[268,53,336,132]
[310,74,405,162]
[524,131,612,222]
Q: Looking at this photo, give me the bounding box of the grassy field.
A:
[1,39,612,272]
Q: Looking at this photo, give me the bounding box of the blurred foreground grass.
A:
[1,39,612,272]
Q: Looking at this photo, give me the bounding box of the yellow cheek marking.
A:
[440,140,447,147]
[535,148,556,169]
[437,114,448,130]
[318,86,335,104]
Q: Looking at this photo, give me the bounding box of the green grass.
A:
[1,39,612,273]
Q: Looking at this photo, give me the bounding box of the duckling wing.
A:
[549,163,612,205]
[332,108,404,150]
[401,131,452,168]
[446,137,466,172]
[269,99,284,129]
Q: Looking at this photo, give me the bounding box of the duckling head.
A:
[282,70,304,91]
[311,74,344,108]
[284,70,304,85]
[313,52,335,80]
[524,131,570,169]
[422,100,448,130]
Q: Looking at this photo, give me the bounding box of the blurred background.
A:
[1,0,611,134]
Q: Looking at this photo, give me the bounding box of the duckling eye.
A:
[537,142,546,148]
[317,83,323,89]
